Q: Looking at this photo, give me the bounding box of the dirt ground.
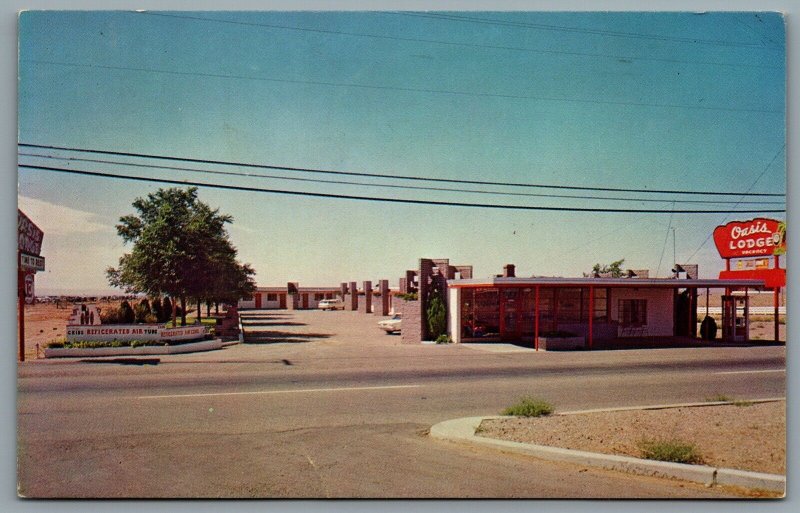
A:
[478,401,785,475]
[16,301,187,360]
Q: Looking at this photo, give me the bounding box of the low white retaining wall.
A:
[44,339,223,358]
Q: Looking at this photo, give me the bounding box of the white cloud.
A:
[17,195,116,236]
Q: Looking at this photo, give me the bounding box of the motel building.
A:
[446,273,766,349]
[239,284,340,310]
[445,218,785,349]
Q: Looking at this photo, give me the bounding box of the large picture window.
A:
[619,299,647,327]
[267,293,278,301]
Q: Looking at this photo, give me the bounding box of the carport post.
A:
[774,255,780,343]
[534,286,540,351]
[687,288,693,338]
[588,285,594,350]
[774,287,780,343]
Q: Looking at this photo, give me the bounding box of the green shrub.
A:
[397,292,418,301]
[732,400,754,407]
[119,301,135,324]
[435,334,452,344]
[427,296,447,340]
[162,297,173,321]
[705,394,731,402]
[134,299,152,323]
[637,438,703,464]
[502,397,554,417]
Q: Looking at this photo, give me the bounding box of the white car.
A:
[318,298,345,311]
[378,313,402,333]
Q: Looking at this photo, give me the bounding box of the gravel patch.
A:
[478,401,785,475]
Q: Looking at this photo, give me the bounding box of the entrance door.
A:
[254,293,262,309]
[721,295,749,342]
[302,293,309,309]
[501,288,521,341]
[279,293,287,309]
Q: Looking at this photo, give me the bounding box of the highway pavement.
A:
[17,309,786,498]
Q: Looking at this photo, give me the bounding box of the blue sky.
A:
[17,10,786,293]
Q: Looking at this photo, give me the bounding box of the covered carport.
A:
[447,276,766,349]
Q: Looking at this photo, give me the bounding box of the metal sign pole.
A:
[18,251,25,363]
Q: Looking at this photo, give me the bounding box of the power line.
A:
[18,152,786,206]
[18,163,786,215]
[18,143,786,198]
[395,12,782,50]
[655,204,676,278]
[24,59,783,116]
[135,11,779,70]
[684,144,786,263]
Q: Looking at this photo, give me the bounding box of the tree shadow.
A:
[79,358,161,365]
[243,331,333,344]
[240,321,308,327]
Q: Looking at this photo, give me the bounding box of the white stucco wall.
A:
[448,287,461,343]
[610,287,674,337]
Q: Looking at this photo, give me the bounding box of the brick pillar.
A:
[406,270,418,292]
[398,298,423,344]
[419,259,434,341]
[375,280,390,316]
[340,282,348,298]
[347,281,358,311]
[359,281,372,313]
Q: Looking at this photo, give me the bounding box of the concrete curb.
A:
[430,410,785,493]
[44,338,223,358]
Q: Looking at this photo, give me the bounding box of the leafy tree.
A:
[592,258,626,278]
[107,187,256,326]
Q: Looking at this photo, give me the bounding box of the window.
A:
[266,293,278,302]
[619,299,647,327]
[557,288,582,323]
[314,293,324,301]
[473,288,500,337]
[593,288,608,321]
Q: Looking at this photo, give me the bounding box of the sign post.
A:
[713,218,785,343]
[18,210,45,362]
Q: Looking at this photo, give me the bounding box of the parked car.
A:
[318,298,345,311]
[378,313,402,334]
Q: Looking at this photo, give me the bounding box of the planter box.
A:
[538,336,585,351]
[44,339,223,358]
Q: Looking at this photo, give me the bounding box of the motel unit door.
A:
[500,288,534,341]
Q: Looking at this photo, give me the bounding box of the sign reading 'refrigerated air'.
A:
[713,218,786,259]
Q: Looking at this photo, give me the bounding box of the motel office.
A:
[240,257,773,347]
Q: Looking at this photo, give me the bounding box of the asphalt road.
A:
[17,310,786,498]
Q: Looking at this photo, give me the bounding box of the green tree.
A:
[107,187,256,326]
[592,258,626,278]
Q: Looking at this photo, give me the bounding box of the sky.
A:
[16,10,786,294]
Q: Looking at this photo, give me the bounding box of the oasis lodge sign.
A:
[713,218,785,259]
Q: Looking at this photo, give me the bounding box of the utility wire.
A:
[23,59,783,116]
[18,153,786,206]
[684,144,786,263]
[135,11,779,70]
[18,163,786,214]
[18,143,785,198]
[395,12,782,50]
[655,203,676,278]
